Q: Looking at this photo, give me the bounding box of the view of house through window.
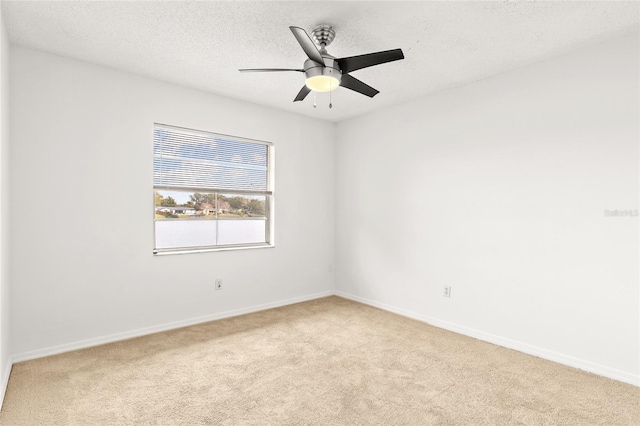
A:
[153,124,273,253]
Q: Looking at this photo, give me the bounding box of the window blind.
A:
[153,125,270,193]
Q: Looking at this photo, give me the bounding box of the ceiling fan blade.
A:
[294,85,311,102]
[336,49,404,74]
[239,68,304,72]
[289,26,325,65]
[340,74,379,98]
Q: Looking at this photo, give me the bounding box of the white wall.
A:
[336,33,639,385]
[9,47,335,358]
[0,9,10,403]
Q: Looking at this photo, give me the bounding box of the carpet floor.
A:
[1,296,638,425]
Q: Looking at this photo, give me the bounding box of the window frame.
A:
[152,123,275,255]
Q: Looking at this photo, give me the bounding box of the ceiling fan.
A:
[239,25,404,104]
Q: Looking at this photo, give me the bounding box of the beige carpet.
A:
[1,296,638,425]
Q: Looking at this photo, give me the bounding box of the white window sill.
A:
[153,244,275,256]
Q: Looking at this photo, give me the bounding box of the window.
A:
[153,124,273,254]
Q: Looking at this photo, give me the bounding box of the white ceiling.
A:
[2,1,639,123]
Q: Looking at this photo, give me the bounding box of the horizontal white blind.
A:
[154,125,269,192]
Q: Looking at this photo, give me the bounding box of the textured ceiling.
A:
[2,1,639,123]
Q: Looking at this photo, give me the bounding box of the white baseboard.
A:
[0,355,13,410]
[11,291,334,364]
[335,291,640,388]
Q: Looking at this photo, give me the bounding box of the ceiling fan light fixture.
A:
[305,74,340,92]
[304,63,341,92]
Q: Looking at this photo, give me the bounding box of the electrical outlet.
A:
[215,279,223,290]
[443,286,451,298]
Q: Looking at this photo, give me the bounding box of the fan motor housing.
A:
[303,58,341,92]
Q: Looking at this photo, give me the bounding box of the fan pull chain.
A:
[329,69,333,109]
[313,91,317,108]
